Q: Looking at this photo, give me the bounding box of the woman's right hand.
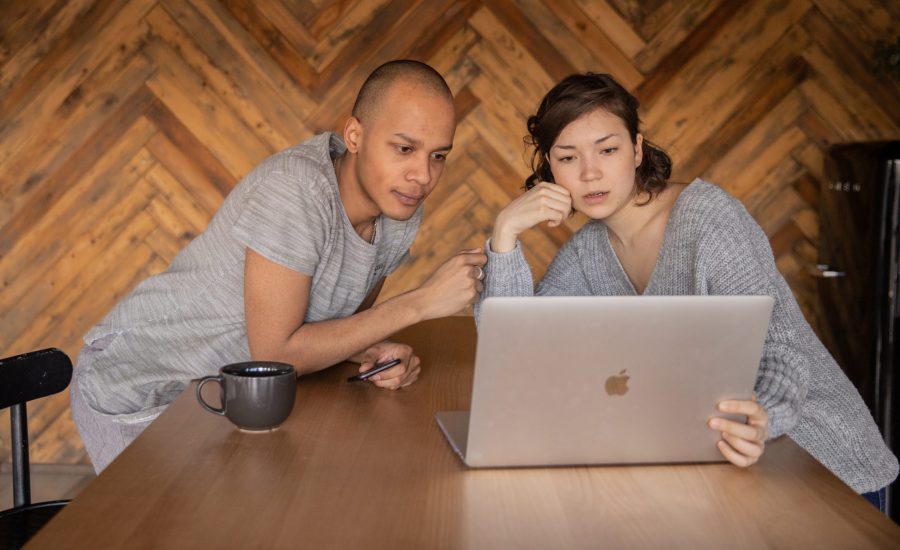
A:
[491,182,572,253]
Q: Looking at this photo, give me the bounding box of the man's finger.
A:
[459,252,488,266]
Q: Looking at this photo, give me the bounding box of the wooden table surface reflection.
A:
[28,317,900,548]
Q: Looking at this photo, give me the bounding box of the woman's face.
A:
[547,108,643,220]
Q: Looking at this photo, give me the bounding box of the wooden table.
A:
[27,318,900,548]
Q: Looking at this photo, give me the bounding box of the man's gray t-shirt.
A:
[80,132,421,419]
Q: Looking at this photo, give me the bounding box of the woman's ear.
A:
[634,134,644,168]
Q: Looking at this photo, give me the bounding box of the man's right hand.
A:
[491,182,572,253]
[411,248,487,320]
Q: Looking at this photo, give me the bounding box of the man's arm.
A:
[244,247,484,375]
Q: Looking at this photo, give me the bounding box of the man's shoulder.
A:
[235,133,341,204]
[264,133,340,183]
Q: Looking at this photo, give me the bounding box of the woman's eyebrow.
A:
[552,133,617,150]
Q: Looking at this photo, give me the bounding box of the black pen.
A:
[346,358,402,382]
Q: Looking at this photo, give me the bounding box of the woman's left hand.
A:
[708,395,769,467]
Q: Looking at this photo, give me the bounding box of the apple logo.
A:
[605,369,630,396]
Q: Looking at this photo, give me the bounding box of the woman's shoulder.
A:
[678,179,744,213]
[674,179,754,235]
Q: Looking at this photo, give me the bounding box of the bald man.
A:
[71,60,487,472]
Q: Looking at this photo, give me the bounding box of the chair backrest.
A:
[0,348,72,508]
[0,348,72,410]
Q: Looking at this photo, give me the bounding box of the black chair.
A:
[0,348,73,549]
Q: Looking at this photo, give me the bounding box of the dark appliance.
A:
[817,141,899,521]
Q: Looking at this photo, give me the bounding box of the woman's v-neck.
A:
[602,182,694,296]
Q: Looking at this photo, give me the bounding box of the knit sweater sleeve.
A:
[475,236,592,324]
[701,203,810,439]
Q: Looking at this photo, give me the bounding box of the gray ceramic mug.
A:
[196,361,297,431]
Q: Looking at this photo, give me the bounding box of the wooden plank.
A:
[463,90,532,186]
[163,0,316,118]
[791,204,819,242]
[428,25,481,95]
[800,78,886,143]
[483,0,577,83]
[21,213,162,360]
[652,19,812,171]
[792,143,827,188]
[0,0,154,169]
[0,142,158,351]
[572,0,646,59]
[518,0,644,90]
[466,39,549,125]
[7,203,159,361]
[404,0,481,64]
[144,164,215,235]
[743,159,808,234]
[635,0,745,104]
[674,56,809,181]
[704,94,808,201]
[796,109,837,151]
[0,119,157,324]
[802,7,900,127]
[144,225,186,264]
[306,0,367,38]
[801,39,900,136]
[632,0,722,74]
[305,0,465,131]
[813,0,899,48]
[145,4,309,152]
[0,0,152,139]
[310,0,458,96]
[144,99,237,199]
[253,0,318,57]
[643,0,810,146]
[150,3,313,136]
[0,84,156,257]
[27,395,90,464]
[0,0,93,95]
[790,168,821,212]
[144,38,274,179]
[306,0,395,72]
[0,41,155,213]
[605,0,676,41]
[146,133,228,216]
[221,0,319,90]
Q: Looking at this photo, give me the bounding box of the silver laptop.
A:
[436,295,774,467]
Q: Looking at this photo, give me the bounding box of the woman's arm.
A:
[704,208,811,439]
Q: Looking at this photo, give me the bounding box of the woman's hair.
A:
[524,73,672,201]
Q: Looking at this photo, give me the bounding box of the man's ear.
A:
[343,116,363,154]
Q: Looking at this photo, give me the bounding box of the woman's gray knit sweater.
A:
[477,179,898,493]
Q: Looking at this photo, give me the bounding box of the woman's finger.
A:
[721,431,764,459]
[709,417,765,443]
[716,439,756,468]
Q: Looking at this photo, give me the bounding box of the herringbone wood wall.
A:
[1,0,898,465]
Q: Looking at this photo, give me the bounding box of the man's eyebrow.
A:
[552,133,617,150]
[394,133,453,151]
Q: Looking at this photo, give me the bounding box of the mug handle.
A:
[196,375,225,415]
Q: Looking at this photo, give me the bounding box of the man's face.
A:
[350,80,456,220]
